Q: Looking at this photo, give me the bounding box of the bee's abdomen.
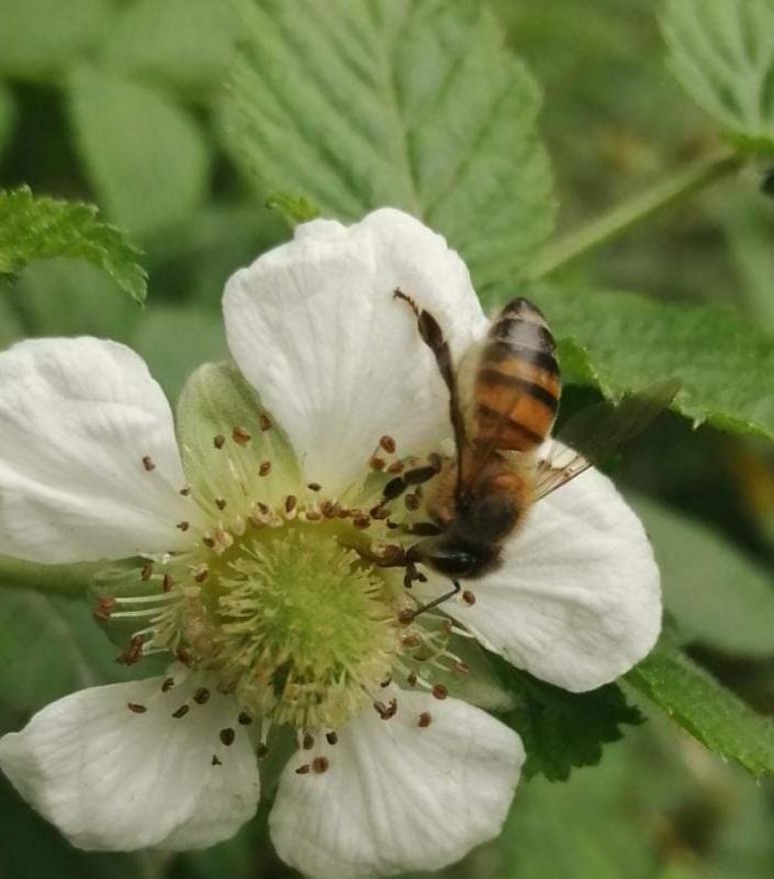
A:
[473,297,561,451]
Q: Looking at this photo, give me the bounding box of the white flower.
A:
[0,209,661,879]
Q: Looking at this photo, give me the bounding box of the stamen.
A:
[302,732,315,750]
[312,756,330,774]
[370,456,386,471]
[418,711,432,728]
[212,754,222,766]
[259,413,272,431]
[215,498,227,510]
[177,521,190,532]
[380,435,397,454]
[326,731,338,745]
[259,460,272,477]
[193,687,210,705]
[162,677,175,692]
[172,704,190,719]
[220,728,236,746]
[127,702,147,714]
[180,486,191,496]
[142,456,156,472]
[163,573,174,592]
[432,684,448,700]
[213,434,226,449]
[295,764,311,775]
[238,711,253,726]
[140,563,154,581]
[93,597,116,621]
[462,590,476,606]
[232,426,251,445]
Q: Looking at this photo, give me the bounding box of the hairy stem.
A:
[527,151,746,280]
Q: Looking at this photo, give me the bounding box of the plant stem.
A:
[526,151,746,280]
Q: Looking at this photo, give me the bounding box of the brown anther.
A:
[220,728,236,746]
[380,435,397,454]
[202,535,215,548]
[259,413,272,431]
[285,495,297,514]
[172,704,190,719]
[326,731,338,746]
[142,455,156,472]
[398,608,415,625]
[176,520,190,532]
[380,676,392,688]
[337,506,351,518]
[462,590,477,606]
[307,482,321,492]
[176,647,193,666]
[374,698,398,720]
[454,661,471,675]
[117,635,144,666]
[180,486,191,496]
[213,434,226,449]
[140,562,153,581]
[193,564,209,583]
[370,456,386,471]
[320,500,337,518]
[418,711,432,728]
[387,461,404,475]
[127,702,147,714]
[295,763,311,775]
[256,743,269,760]
[302,732,315,750]
[407,671,418,687]
[238,711,253,726]
[312,756,330,774]
[305,509,323,522]
[402,633,421,649]
[370,505,390,520]
[93,597,116,621]
[193,687,210,705]
[215,497,227,511]
[405,492,420,511]
[386,520,400,529]
[211,754,222,766]
[259,460,272,477]
[257,502,270,516]
[353,513,371,530]
[432,684,449,700]
[161,677,175,693]
[232,426,251,445]
[417,572,428,583]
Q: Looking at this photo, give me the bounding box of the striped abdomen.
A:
[473,297,561,451]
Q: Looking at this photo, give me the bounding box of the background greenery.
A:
[1,0,774,877]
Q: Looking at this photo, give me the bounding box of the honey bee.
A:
[384,289,676,619]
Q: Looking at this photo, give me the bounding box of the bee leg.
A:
[401,580,462,623]
[404,521,442,537]
[350,543,407,568]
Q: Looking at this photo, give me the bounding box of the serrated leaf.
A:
[531,284,774,444]
[497,661,643,781]
[630,494,774,657]
[221,0,554,290]
[0,186,147,303]
[99,0,241,92]
[0,0,110,81]
[627,642,774,779]
[68,68,211,239]
[661,0,774,153]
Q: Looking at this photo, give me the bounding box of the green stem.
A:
[527,151,746,280]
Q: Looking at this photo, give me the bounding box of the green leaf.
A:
[0,0,110,80]
[68,67,211,239]
[0,81,15,160]
[630,494,774,657]
[532,284,774,443]
[627,642,774,779]
[131,306,228,401]
[221,0,554,289]
[497,661,643,781]
[98,0,241,93]
[0,186,147,304]
[660,0,774,154]
[265,192,321,227]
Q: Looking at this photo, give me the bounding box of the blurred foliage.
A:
[1,1,774,878]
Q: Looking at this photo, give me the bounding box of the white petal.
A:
[439,465,661,691]
[270,689,523,879]
[223,208,488,494]
[0,337,197,563]
[0,670,260,851]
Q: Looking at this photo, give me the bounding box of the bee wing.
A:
[534,380,679,501]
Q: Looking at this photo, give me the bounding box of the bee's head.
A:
[409,534,502,579]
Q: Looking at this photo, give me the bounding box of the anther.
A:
[257,743,269,760]
[176,647,193,666]
[238,711,253,726]
[213,434,226,449]
[220,728,236,746]
[454,661,471,675]
[462,590,476,606]
[161,677,175,693]
[405,492,420,511]
[370,505,390,520]
[172,704,190,719]
[140,563,153,581]
[232,426,251,445]
[387,461,404,474]
[302,732,315,750]
[180,486,191,496]
[418,711,432,728]
[211,754,222,766]
[398,608,415,625]
[202,535,215,548]
[374,698,398,720]
[259,460,272,477]
[285,495,297,514]
[380,435,397,454]
[142,456,156,472]
[193,687,210,705]
[402,633,421,648]
[407,672,418,687]
[383,476,407,501]
[404,465,438,485]
[127,702,147,714]
[370,456,386,471]
[259,413,272,431]
[215,497,227,511]
[117,636,144,666]
[93,597,116,621]
[353,513,371,530]
[432,684,449,700]
[177,521,190,532]
[428,452,443,472]
[307,482,321,492]
[380,676,392,688]
[305,509,322,522]
[193,563,209,583]
[295,764,311,775]
[326,731,338,746]
[312,756,330,774]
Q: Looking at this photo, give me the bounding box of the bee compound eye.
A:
[428,551,479,577]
